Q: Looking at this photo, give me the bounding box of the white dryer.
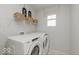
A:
[33,32,49,55]
[41,33,49,55]
[6,33,43,55]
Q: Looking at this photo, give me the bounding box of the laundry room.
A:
[0,4,79,55]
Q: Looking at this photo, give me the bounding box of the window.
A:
[47,14,56,27]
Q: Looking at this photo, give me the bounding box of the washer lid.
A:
[8,33,42,43]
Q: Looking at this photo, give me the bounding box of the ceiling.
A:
[29,4,56,10]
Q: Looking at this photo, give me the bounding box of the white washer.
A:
[6,33,43,55]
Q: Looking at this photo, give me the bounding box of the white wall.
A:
[70,5,79,54]
[0,4,37,54]
[55,5,71,54]
[36,5,70,54]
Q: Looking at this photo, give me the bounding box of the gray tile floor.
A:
[48,50,68,55]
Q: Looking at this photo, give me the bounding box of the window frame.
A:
[47,14,56,27]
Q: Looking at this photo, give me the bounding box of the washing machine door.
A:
[28,41,42,55]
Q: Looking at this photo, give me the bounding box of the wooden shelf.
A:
[14,12,38,24]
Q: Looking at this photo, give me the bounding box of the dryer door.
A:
[43,35,49,55]
[28,41,42,55]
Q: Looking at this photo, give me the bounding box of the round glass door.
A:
[31,45,39,55]
[43,38,48,49]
